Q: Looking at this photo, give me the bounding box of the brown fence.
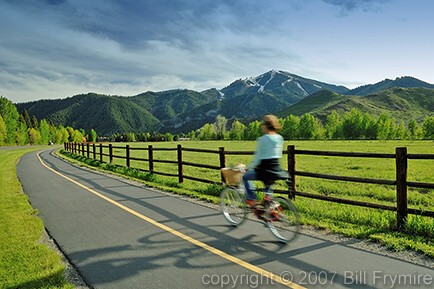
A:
[64,142,434,230]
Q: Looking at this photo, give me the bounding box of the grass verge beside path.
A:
[58,145,434,260]
[0,148,73,289]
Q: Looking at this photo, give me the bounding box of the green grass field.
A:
[63,140,434,258]
[0,148,73,289]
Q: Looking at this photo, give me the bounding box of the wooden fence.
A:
[64,142,434,230]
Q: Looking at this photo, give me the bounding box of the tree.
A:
[422,116,434,139]
[188,130,196,140]
[15,122,28,145]
[376,114,392,140]
[229,120,246,140]
[165,132,174,142]
[28,128,41,145]
[214,115,228,140]
[59,126,69,143]
[39,119,50,145]
[298,114,324,139]
[125,132,136,142]
[0,96,20,144]
[0,115,7,145]
[325,111,342,139]
[21,109,32,128]
[342,109,364,139]
[281,115,300,140]
[395,121,408,140]
[408,119,422,140]
[362,112,377,140]
[89,129,97,142]
[244,121,261,140]
[31,116,39,130]
[198,123,216,140]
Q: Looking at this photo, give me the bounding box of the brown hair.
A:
[262,115,281,132]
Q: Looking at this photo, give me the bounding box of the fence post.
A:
[81,143,85,156]
[148,145,154,173]
[64,142,66,150]
[109,144,113,163]
[86,143,90,158]
[126,144,130,167]
[99,143,103,163]
[396,147,408,231]
[75,142,77,154]
[177,144,183,183]
[73,142,75,154]
[287,145,296,191]
[92,143,96,160]
[219,147,226,183]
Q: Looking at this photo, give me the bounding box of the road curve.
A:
[17,149,433,289]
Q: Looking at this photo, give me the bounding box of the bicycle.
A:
[220,166,300,243]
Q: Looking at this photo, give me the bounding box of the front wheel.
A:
[266,196,300,243]
[220,187,248,226]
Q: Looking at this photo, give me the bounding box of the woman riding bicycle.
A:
[243,115,288,207]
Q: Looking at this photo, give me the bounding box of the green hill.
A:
[277,90,349,117]
[279,87,434,122]
[346,76,434,96]
[17,93,159,135]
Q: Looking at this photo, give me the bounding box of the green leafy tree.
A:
[229,120,246,140]
[376,114,392,140]
[21,109,32,129]
[362,112,377,140]
[0,115,7,145]
[39,119,50,145]
[165,132,174,142]
[422,116,434,139]
[298,114,324,139]
[243,121,261,140]
[89,129,97,142]
[198,123,217,140]
[59,126,69,143]
[394,121,408,140]
[188,130,196,140]
[214,115,228,140]
[125,132,136,142]
[74,129,84,142]
[281,115,300,140]
[15,122,28,145]
[28,128,41,145]
[407,119,422,140]
[0,96,20,144]
[342,109,364,139]
[31,116,39,130]
[53,128,64,144]
[325,111,342,139]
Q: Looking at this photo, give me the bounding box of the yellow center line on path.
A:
[37,152,307,289]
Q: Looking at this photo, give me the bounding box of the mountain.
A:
[158,70,351,132]
[346,76,434,96]
[220,70,349,103]
[16,93,160,135]
[278,87,434,122]
[278,90,349,117]
[15,71,434,134]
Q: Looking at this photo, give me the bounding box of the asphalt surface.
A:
[17,149,433,289]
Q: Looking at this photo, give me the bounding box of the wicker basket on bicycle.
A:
[220,164,246,186]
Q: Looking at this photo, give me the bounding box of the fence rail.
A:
[64,142,434,230]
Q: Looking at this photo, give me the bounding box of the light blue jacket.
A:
[249,134,284,169]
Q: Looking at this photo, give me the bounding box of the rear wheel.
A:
[266,196,300,243]
[220,187,248,226]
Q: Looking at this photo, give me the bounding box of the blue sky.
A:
[1,0,433,102]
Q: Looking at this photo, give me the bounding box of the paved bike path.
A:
[17,150,433,289]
